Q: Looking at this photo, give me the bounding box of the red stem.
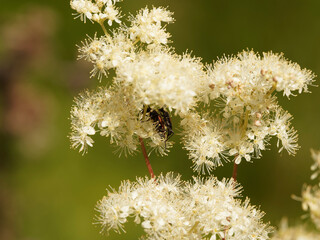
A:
[139,137,155,178]
[232,161,238,181]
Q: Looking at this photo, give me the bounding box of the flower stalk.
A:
[232,161,238,181]
[139,137,155,178]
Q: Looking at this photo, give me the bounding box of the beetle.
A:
[145,106,174,146]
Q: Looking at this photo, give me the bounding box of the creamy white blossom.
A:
[272,151,320,239]
[70,0,100,23]
[71,3,198,155]
[70,84,171,155]
[78,32,134,79]
[70,0,316,175]
[74,3,206,114]
[270,107,299,155]
[292,149,320,231]
[96,173,272,240]
[180,112,226,173]
[70,0,122,24]
[128,7,174,47]
[68,1,320,239]
[297,149,320,230]
[181,105,299,173]
[184,50,315,172]
[301,185,320,230]
[205,50,315,102]
[116,50,207,114]
[271,218,320,240]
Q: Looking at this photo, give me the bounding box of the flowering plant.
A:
[69,0,319,239]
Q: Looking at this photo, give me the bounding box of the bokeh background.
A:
[1,0,320,239]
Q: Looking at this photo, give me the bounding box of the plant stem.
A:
[241,109,249,138]
[99,22,113,44]
[232,160,238,181]
[99,21,108,35]
[265,82,277,98]
[139,137,155,178]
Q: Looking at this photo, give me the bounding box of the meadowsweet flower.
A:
[70,0,100,23]
[294,149,320,230]
[70,1,212,160]
[116,50,207,114]
[70,0,122,24]
[271,218,320,240]
[96,173,272,239]
[68,1,318,239]
[181,105,300,173]
[274,152,320,239]
[270,107,299,155]
[70,84,171,155]
[180,112,226,173]
[73,2,206,114]
[100,0,122,26]
[78,32,134,79]
[184,50,315,172]
[206,50,315,102]
[128,7,174,47]
[301,185,320,230]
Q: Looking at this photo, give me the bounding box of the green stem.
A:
[241,109,249,138]
[266,82,277,98]
[99,22,113,44]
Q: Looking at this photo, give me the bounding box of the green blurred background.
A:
[1,0,320,239]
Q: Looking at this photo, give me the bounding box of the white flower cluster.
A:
[78,32,134,79]
[70,1,208,154]
[70,85,170,155]
[70,0,315,169]
[285,149,320,237]
[96,173,272,240]
[180,112,226,173]
[301,185,320,230]
[116,50,207,113]
[70,0,122,24]
[128,7,174,46]
[181,105,300,173]
[205,51,314,101]
[299,149,320,230]
[69,2,318,240]
[181,51,315,172]
[271,218,320,240]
